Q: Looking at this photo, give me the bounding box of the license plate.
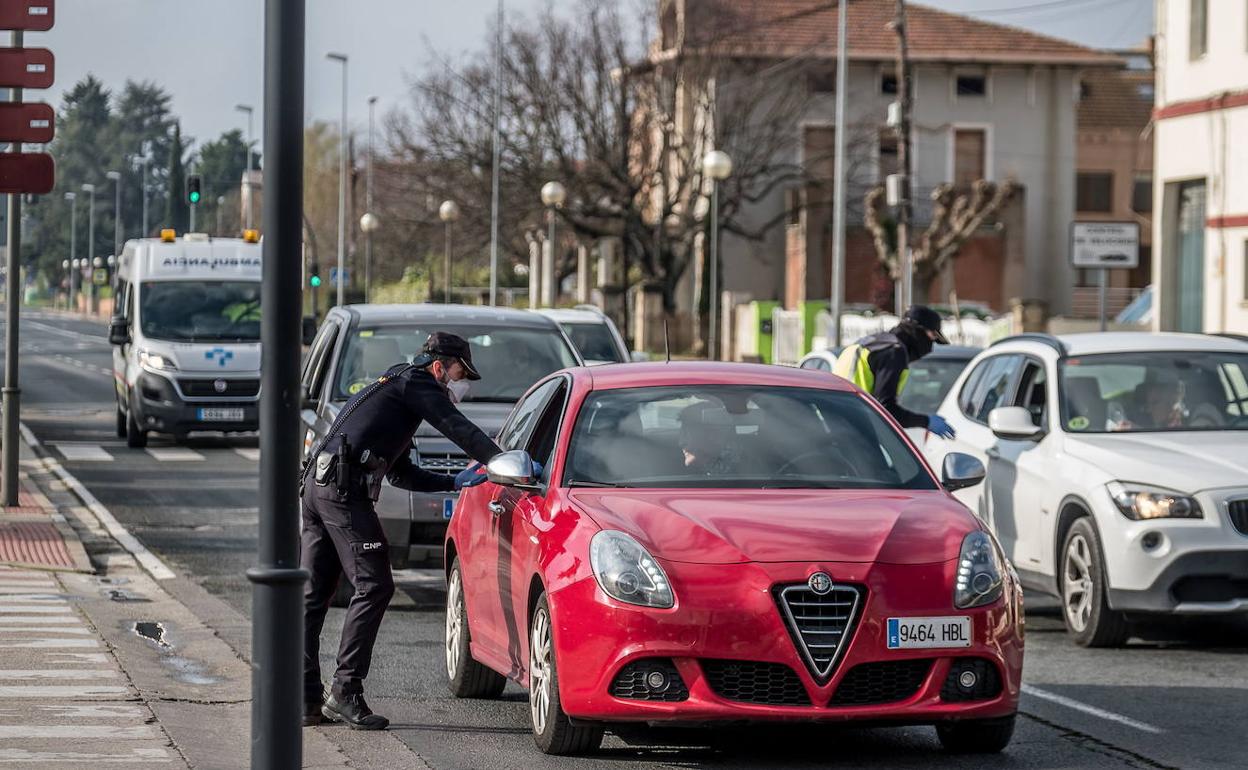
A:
[442,497,456,520]
[887,616,971,649]
[197,408,244,422]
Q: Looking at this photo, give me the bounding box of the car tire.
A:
[1060,517,1129,647]
[125,400,148,449]
[445,558,506,699]
[936,715,1016,753]
[529,592,603,755]
[116,404,128,439]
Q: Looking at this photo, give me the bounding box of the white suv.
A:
[924,332,1248,646]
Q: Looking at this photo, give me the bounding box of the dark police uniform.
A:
[302,336,501,718]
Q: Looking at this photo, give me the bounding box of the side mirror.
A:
[487,449,540,488]
[107,316,130,346]
[988,406,1044,441]
[300,384,316,410]
[302,316,318,346]
[942,452,986,492]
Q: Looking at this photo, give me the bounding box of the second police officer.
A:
[301,332,509,730]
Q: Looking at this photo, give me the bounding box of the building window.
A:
[1077,172,1114,213]
[953,128,986,188]
[1190,0,1208,59]
[878,130,899,180]
[881,73,898,94]
[807,67,836,94]
[1132,174,1153,214]
[956,74,987,98]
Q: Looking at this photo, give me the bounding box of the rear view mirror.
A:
[487,450,540,489]
[107,316,130,346]
[988,406,1044,441]
[942,453,986,492]
[302,316,318,346]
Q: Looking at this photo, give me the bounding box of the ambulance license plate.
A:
[886,616,971,649]
[198,408,244,422]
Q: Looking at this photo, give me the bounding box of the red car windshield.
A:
[564,385,936,490]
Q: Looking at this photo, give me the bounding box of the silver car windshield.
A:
[1060,351,1248,433]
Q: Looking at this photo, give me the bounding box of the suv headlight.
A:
[954,530,1004,609]
[1107,482,1202,520]
[589,530,674,609]
[138,350,178,372]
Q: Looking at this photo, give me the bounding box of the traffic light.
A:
[309,269,321,288]
[186,174,201,205]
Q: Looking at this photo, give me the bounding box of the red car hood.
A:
[569,489,977,565]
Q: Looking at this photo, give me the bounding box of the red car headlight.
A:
[589,530,674,609]
[954,531,1004,609]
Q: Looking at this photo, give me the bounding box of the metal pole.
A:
[113,177,122,257]
[547,210,556,307]
[68,196,77,313]
[488,0,503,305]
[365,96,375,303]
[2,29,23,506]
[830,0,848,347]
[141,151,150,236]
[216,195,225,235]
[709,181,719,360]
[893,0,913,311]
[87,186,96,313]
[444,220,452,304]
[1098,267,1107,332]
[334,56,348,307]
[245,107,254,230]
[247,1,308,768]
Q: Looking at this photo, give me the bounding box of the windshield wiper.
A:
[567,480,632,488]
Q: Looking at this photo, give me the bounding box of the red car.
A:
[444,363,1024,755]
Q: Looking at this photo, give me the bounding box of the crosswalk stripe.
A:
[50,443,113,462]
[0,670,119,680]
[144,448,204,462]
[234,448,261,461]
[0,605,73,613]
[0,747,171,762]
[0,684,126,697]
[45,652,109,664]
[0,616,80,624]
[0,639,99,648]
[0,725,156,739]
[33,704,144,718]
[0,595,68,602]
[0,587,60,594]
[0,627,91,634]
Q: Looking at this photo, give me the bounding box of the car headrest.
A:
[361,337,402,377]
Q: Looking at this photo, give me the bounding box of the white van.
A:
[108,231,263,448]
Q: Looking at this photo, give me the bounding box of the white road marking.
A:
[0,583,57,591]
[234,448,261,461]
[0,684,125,697]
[0,586,60,594]
[144,448,204,462]
[45,652,109,664]
[0,639,98,648]
[0,616,79,624]
[0,605,74,613]
[0,670,118,680]
[50,443,113,462]
[0,725,157,739]
[33,704,144,718]
[1022,684,1163,734]
[0,747,171,762]
[0,596,68,603]
[0,627,90,634]
[20,318,105,345]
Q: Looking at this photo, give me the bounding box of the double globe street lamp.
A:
[702,150,733,360]
[359,211,379,303]
[438,201,459,304]
[539,181,566,308]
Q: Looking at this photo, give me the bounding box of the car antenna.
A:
[664,320,671,364]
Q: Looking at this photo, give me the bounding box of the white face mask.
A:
[447,378,471,404]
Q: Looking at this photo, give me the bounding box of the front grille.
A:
[177,378,260,397]
[940,658,1002,702]
[1228,499,1248,536]
[775,583,863,681]
[609,659,688,702]
[701,660,810,706]
[1172,575,1248,603]
[831,659,933,706]
[419,453,471,476]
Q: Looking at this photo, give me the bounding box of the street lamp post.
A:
[540,181,566,308]
[141,142,151,237]
[702,150,733,360]
[326,52,348,307]
[83,183,97,314]
[106,171,122,259]
[359,212,378,302]
[217,195,226,235]
[60,259,68,311]
[438,201,459,304]
[64,192,77,312]
[235,104,255,231]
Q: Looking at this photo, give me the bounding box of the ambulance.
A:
[108,230,263,448]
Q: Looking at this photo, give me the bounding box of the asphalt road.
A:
[7,307,1247,769]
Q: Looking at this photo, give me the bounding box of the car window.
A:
[898,357,972,414]
[561,322,623,363]
[524,382,569,480]
[499,378,562,451]
[563,385,936,490]
[959,355,1022,423]
[957,359,988,415]
[800,357,830,371]
[302,321,340,402]
[1013,360,1048,428]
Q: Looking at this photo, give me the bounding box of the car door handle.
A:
[488,500,505,517]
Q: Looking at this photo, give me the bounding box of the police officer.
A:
[833,305,957,439]
[302,332,502,730]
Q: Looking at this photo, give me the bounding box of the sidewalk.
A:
[0,429,357,769]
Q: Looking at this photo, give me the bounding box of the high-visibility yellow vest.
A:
[833,342,909,396]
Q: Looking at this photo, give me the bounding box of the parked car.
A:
[299,304,582,570]
[445,362,1023,755]
[924,332,1248,646]
[535,307,632,365]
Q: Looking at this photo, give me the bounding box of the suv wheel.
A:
[1061,518,1128,647]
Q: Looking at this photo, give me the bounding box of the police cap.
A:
[422,331,482,380]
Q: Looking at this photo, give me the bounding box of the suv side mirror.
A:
[107,316,130,346]
[988,406,1044,441]
[942,452,986,492]
[302,316,318,346]
[487,450,540,489]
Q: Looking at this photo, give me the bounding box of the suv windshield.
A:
[564,385,936,489]
[139,281,261,342]
[561,322,623,363]
[1061,351,1248,433]
[334,323,578,401]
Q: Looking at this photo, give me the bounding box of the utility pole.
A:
[488,0,503,305]
[141,143,150,236]
[247,1,308,768]
[892,0,914,311]
[327,52,348,307]
[1,29,22,506]
[830,0,849,347]
[365,95,376,302]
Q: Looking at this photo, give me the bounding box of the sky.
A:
[34,0,1153,155]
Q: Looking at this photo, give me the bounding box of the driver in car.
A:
[678,403,741,476]
[1111,373,1186,431]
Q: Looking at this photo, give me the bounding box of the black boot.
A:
[322,693,389,730]
[303,689,325,727]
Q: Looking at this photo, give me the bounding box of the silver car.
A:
[299,304,582,568]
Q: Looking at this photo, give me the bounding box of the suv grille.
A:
[609,659,688,702]
[178,378,260,398]
[1228,499,1248,536]
[775,583,863,681]
[701,660,810,706]
[419,453,471,476]
[831,659,933,707]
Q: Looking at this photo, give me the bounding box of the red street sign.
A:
[0,48,52,89]
[0,102,52,143]
[0,151,53,194]
[0,1,54,32]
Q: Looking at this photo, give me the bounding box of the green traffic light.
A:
[309,275,322,288]
[188,191,200,204]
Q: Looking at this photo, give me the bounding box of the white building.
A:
[1153,0,1248,333]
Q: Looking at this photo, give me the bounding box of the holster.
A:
[313,452,338,486]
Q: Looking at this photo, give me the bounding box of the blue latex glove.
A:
[454,463,488,491]
[531,460,544,479]
[928,414,956,440]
